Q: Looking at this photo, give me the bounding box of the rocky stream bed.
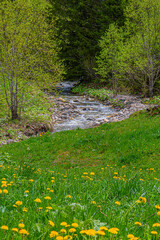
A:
[0,81,155,145]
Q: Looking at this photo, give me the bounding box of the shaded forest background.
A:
[1,0,160,120]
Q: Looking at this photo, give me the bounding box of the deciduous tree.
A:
[0,0,64,120]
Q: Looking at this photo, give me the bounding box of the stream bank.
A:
[0,81,154,145]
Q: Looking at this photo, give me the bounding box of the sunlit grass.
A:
[0,113,160,239]
[0,160,160,239]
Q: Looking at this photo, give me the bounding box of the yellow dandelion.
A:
[80,230,87,235]
[25,190,29,193]
[3,189,8,194]
[139,197,147,204]
[127,234,134,238]
[108,228,119,234]
[23,208,28,212]
[39,207,43,210]
[29,179,34,182]
[115,201,121,205]
[0,189,2,194]
[18,223,25,228]
[90,172,95,175]
[19,229,29,235]
[49,231,58,238]
[34,198,41,203]
[99,226,108,231]
[15,201,22,206]
[155,205,160,210]
[56,236,63,240]
[66,195,72,199]
[92,201,96,204]
[12,228,18,232]
[46,206,52,210]
[86,229,96,236]
[49,221,55,227]
[60,222,67,227]
[157,211,160,216]
[44,196,51,200]
[64,235,72,240]
[60,229,67,234]
[153,223,160,227]
[151,231,158,235]
[135,222,142,226]
[71,223,78,228]
[69,228,76,233]
[1,226,8,230]
[96,230,105,236]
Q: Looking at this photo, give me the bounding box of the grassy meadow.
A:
[0,112,160,239]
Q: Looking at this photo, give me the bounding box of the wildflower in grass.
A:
[29,179,34,182]
[135,222,142,226]
[39,207,43,210]
[12,228,18,232]
[1,226,8,230]
[50,190,54,193]
[19,229,29,235]
[151,231,158,235]
[34,198,41,203]
[108,228,119,234]
[71,223,78,228]
[25,190,29,193]
[56,236,63,240]
[115,201,121,205]
[51,180,55,183]
[80,230,87,235]
[157,211,160,216]
[86,229,96,236]
[46,206,52,210]
[49,221,55,227]
[114,172,118,175]
[3,189,8,194]
[23,208,28,212]
[19,223,25,229]
[155,205,160,210]
[64,235,72,240]
[66,195,72,199]
[49,231,58,238]
[96,230,105,236]
[92,201,96,204]
[60,229,67,234]
[139,197,147,204]
[99,226,108,231]
[13,205,17,208]
[44,196,51,200]
[90,172,95,175]
[66,225,71,228]
[69,228,76,233]
[127,234,135,238]
[153,223,160,227]
[15,201,22,206]
[0,189,2,194]
[60,222,67,227]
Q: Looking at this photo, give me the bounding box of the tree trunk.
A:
[11,107,19,120]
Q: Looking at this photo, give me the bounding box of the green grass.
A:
[0,84,55,143]
[0,113,160,239]
[72,84,124,107]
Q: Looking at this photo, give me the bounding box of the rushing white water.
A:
[52,82,116,132]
